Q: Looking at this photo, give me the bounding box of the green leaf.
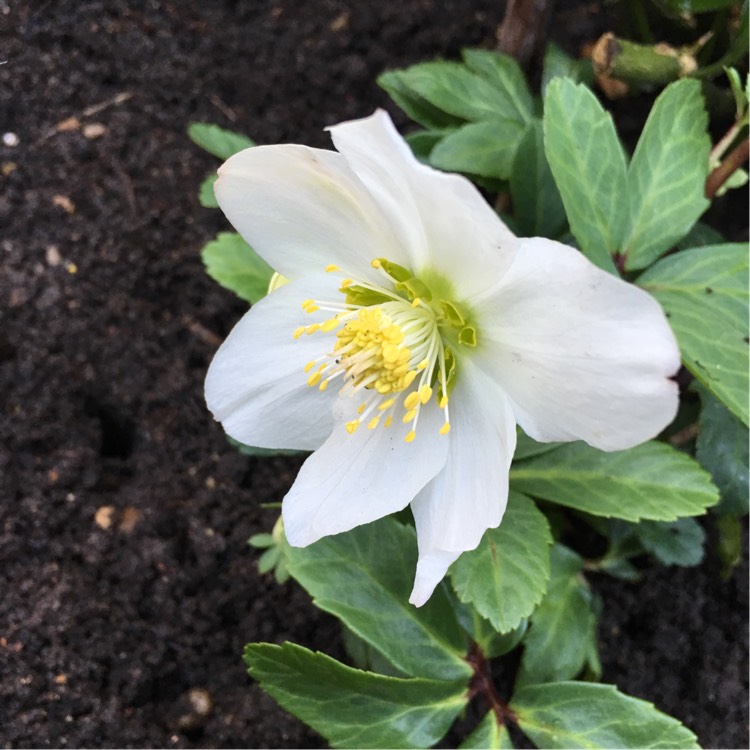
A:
[450,492,552,633]
[513,427,561,461]
[202,232,274,304]
[187,122,255,160]
[378,62,515,123]
[638,243,749,425]
[430,120,528,179]
[378,70,465,130]
[462,48,534,123]
[543,78,626,272]
[285,517,471,681]
[674,221,723,250]
[198,173,218,208]
[244,642,467,749]
[621,80,710,270]
[636,518,706,566]
[510,441,719,521]
[511,682,700,749]
[510,119,567,237]
[541,43,594,95]
[406,129,454,161]
[459,711,514,749]
[695,382,749,514]
[516,545,595,686]
[715,513,743,577]
[228,436,304,457]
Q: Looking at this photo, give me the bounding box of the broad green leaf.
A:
[543,78,626,272]
[513,427,560,461]
[198,173,218,208]
[541,43,594,95]
[285,517,471,681]
[378,62,516,123]
[621,80,710,270]
[452,592,528,658]
[695,382,749,514]
[638,243,749,425]
[510,119,567,237]
[450,492,552,633]
[716,514,743,577]
[516,545,594,686]
[636,518,705,566]
[430,120,528,180]
[459,711,514,749]
[187,122,255,160]
[244,642,467,749]
[378,70,465,130]
[462,48,534,123]
[202,232,274,304]
[510,441,719,521]
[341,625,405,678]
[406,129,454,161]
[511,682,700,749]
[675,221,723,250]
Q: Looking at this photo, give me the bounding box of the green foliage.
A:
[201,232,274,304]
[715,514,743,577]
[511,682,700,749]
[459,712,514,749]
[695,383,750,515]
[187,122,255,160]
[449,492,552,633]
[516,545,598,686]
[621,80,710,270]
[510,441,719,521]
[244,642,468,749]
[543,78,626,272]
[638,243,749,425]
[636,518,706,566]
[198,174,218,208]
[509,120,567,238]
[541,43,594,94]
[284,516,471,681]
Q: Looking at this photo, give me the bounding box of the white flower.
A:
[205,110,680,606]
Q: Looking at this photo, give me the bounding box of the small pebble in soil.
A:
[3,131,19,147]
[174,687,214,732]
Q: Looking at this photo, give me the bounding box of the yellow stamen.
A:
[440,422,451,435]
[367,416,380,430]
[319,379,329,392]
[293,326,306,339]
[371,259,382,269]
[307,372,322,387]
[418,384,433,404]
[417,358,429,370]
[439,395,449,409]
[378,398,396,411]
[306,324,320,334]
[357,403,367,415]
[320,318,340,332]
[403,409,417,423]
[411,297,421,307]
[404,392,420,411]
[403,370,418,387]
[340,278,353,288]
[325,264,340,273]
[304,360,317,373]
[384,415,393,428]
[345,420,360,434]
[405,430,416,443]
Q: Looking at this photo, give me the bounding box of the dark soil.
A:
[1,1,747,748]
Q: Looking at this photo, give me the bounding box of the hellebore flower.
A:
[205,110,680,606]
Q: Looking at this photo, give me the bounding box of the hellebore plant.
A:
[192,44,748,750]
[205,110,680,605]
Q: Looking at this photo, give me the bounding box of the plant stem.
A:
[467,643,517,726]
[705,137,750,199]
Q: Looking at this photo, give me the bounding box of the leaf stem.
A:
[705,137,750,199]
[467,643,517,727]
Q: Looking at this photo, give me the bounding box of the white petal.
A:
[477,237,681,451]
[204,273,341,451]
[328,110,518,298]
[409,360,517,606]
[214,144,408,281]
[283,399,449,547]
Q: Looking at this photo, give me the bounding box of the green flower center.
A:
[294,258,477,442]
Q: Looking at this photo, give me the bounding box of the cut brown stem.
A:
[467,643,517,727]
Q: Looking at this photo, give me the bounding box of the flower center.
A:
[294,259,475,443]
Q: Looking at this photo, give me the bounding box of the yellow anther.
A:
[325,264,340,273]
[320,318,340,332]
[319,379,329,392]
[301,299,314,308]
[378,398,396,411]
[417,358,429,370]
[307,371,322,387]
[418,384,433,404]
[371,259,382,269]
[367,416,380,430]
[306,324,320,334]
[304,360,317,373]
[405,430,416,443]
[411,297,421,307]
[384,415,393,428]
[345,420,360,434]
[439,395,449,409]
[340,278,353,288]
[403,409,417,423]
[357,403,367,415]
[293,326,306,339]
[305,304,320,313]
[404,392,421,410]
[440,422,451,435]
[403,370,418,387]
